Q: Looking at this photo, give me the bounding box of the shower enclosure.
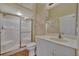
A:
[0,13,32,55]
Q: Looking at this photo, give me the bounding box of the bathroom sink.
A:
[50,38,69,42]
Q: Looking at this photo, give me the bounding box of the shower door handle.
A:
[1,26,5,30]
[1,26,4,29]
[0,29,1,33]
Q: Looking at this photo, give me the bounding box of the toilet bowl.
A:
[26,42,36,56]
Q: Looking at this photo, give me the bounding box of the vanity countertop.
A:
[36,35,78,49]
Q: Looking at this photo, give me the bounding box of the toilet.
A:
[26,42,36,56]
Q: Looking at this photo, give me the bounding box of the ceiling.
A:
[0,3,58,18]
[17,3,34,10]
[0,3,35,18]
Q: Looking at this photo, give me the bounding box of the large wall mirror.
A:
[47,3,77,38]
[59,4,77,38]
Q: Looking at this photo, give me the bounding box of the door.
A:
[1,14,20,54]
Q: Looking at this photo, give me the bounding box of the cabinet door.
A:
[54,44,75,56]
[36,39,55,56]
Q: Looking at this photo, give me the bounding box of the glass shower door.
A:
[21,19,32,47]
[1,14,20,54]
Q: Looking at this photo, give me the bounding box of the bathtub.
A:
[1,38,31,54]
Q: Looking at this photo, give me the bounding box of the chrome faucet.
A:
[59,33,62,39]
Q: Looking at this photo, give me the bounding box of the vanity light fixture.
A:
[46,3,60,10]
[49,3,54,6]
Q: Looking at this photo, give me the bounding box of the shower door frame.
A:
[0,12,33,55]
[20,18,33,48]
[0,13,2,55]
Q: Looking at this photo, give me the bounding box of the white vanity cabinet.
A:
[54,44,75,56]
[36,38,55,56]
[36,38,76,56]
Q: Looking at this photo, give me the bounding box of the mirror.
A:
[46,3,77,38]
[59,4,77,38]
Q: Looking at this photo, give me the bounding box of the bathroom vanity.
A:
[36,35,77,56]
